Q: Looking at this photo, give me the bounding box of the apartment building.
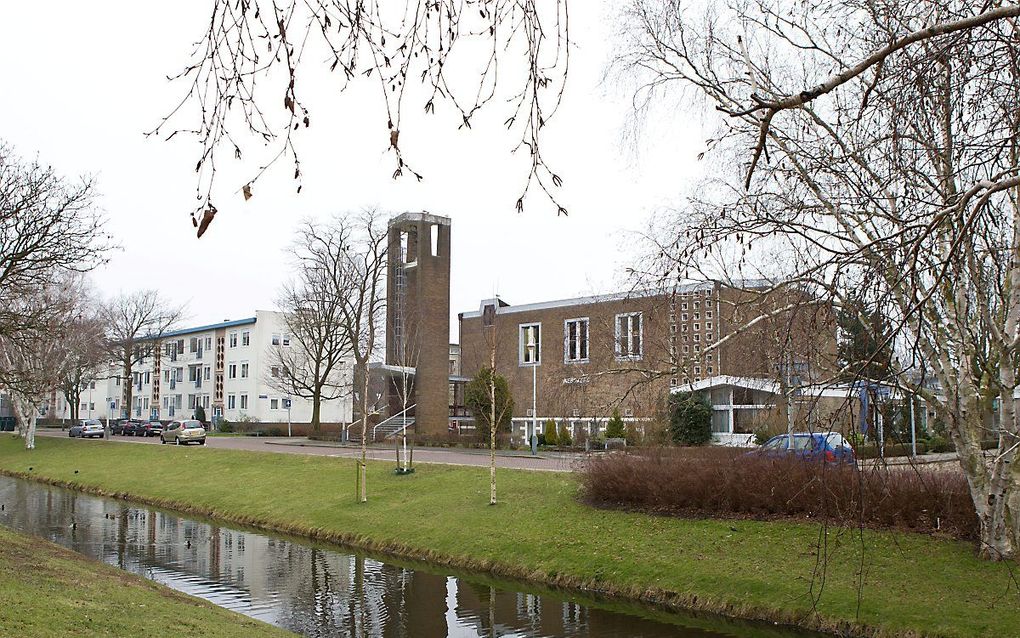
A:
[457,282,835,443]
[49,311,353,426]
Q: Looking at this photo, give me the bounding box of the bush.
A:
[543,419,558,446]
[624,423,641,446]
[464,368,514,443]
[927,435,954,453]
[669,392,712,446]
[579,447,977,540]
[753,427,770,446]
[266,427,285,437]
[605,410,626,439]
[218,421,234,433]
[557,422,572,447]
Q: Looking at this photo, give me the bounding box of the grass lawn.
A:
[0,524,292,637]
[0,435,1016,637]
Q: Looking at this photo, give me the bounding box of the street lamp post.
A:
[527,340,537,456]
[286,395,292,437]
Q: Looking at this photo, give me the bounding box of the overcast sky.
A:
[1,1,706,340]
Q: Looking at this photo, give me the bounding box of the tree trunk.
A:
[489,344,497,506]
[311,390,321,434]
[952,406,1019,560]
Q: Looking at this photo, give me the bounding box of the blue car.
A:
[753,433,856,464]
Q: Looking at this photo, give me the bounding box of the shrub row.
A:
[579,447,977,540]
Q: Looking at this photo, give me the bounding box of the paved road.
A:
[37,429,584,473]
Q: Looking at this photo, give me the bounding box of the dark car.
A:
[122,420,146,436]
[138,421,164,437]
[750,433,856,464]
[109,419,129,435]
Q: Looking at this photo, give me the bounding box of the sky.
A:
[0,1,706,340]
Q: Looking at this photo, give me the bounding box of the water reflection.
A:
[0,476,804,638]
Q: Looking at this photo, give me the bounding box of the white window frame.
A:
[241,331,250,347]
[614,312,643,360]
[240,362,249,379]
[228,363,237,379]
[240,393,248,409]
[563,317,589,364]
[270,398,279,410]
[229,332,238,348]
[227,394,236,410]
[519,323,541,366]
[271,334,281,346]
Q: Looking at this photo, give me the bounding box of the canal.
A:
[0,475,819,637]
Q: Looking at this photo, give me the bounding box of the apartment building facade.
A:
[457,282,835,443]
[49,311,353,426]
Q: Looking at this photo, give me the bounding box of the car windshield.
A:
[826,432,852,449]
[182,421,203,429]
[790,436,816,450]
[762,437,785,450]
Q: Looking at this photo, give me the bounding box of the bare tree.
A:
[618,1,1020,559]
[55,277,106,424]
[0,141,109,339]
[328,210,388,503]
[0,277,82,449]
[268,220,354,433]
[103,291,184,432]
[153,1,571,236]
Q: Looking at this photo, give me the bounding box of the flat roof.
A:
[157,317,257,340]
[459,279,776,319]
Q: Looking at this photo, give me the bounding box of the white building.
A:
[49,311,353,426]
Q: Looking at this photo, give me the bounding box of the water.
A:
[0,475,813,637]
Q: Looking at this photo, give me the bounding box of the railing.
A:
[372,404,416,441]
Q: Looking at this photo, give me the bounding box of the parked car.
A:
[109,419,129,435]
[138,421,164,437]
[80,420,106,439]
[750,433,856,464]
[68,420,87,437]
[122,420,146,436]
[160,419,206,446]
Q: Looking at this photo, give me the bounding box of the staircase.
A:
[371,405,416,442]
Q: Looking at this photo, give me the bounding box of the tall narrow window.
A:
[430,224,439,256]
[229,332,238,348]
[242,331,250,346]
[519,323,541,365]
[240,362,249,378]
[564,318,589,363]
[615,312,643,359]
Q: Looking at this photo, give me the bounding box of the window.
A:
[682,324,688,332]
[228,363,237,379]
[282,334,291,347]
[271,334,281,346]
[188,394,196,409]
[693,323,700,331]
[271,366,280,378]
[693,301,700,310]
[694,334,700,342]
[204,366,211,380]
[270,398,279,410]
[681,313,688,321]
[229,332,237,348]
[706,321,713,330]
[188,366,198,382]
[143,398,149,410]
[519,323,541,365]
[144,371,150,384]
[670,324,677,334]
[190,337,199,353]
[89,402,95,411]
[176,339,185,354]
[205,337,212,350]
[240,394,248,409]
[202,395,210,409]
[164,370,170,382]
[90,381,96,390]
[163,396,168,408]
[227,394,236,409]
[240,362,249,378]
[706,333,714,341]
[615,313,643,359]
[681,302,688,310]
[564,318,589,362]
[693,312,700,320]
[706,311,713,319]
[241,331,250,346]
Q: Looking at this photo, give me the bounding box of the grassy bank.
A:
[0,524,291,637]
[0,436,1016,638]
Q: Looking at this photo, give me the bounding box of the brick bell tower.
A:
[385,213,451,437]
